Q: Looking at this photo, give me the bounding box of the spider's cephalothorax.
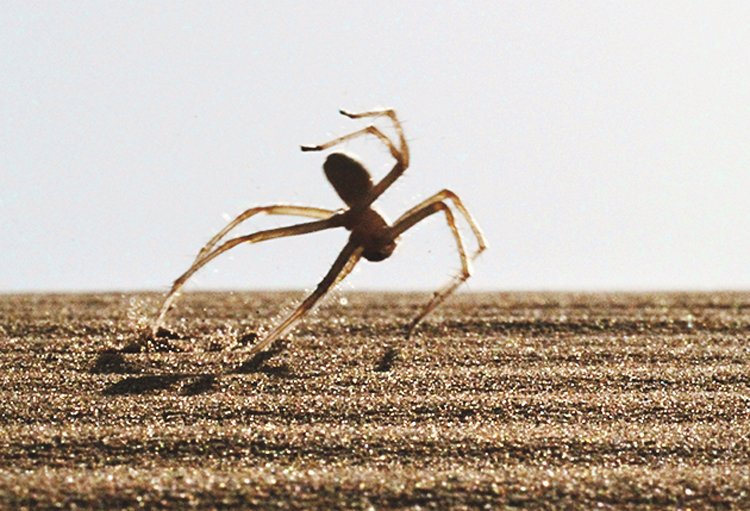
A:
[152,108,487,359]
[325,152,397,262]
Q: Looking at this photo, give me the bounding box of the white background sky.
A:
[2,2,749,292]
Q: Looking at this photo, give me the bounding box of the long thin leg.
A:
[339,108,409,166]
[391,201,473,337]
[331,244,362,289]
[395,189,488,260]
[301,108,410,210]
[151,216,344,336]
[301,126,401,161]
[240,240,364,359]
[193,205,336,265]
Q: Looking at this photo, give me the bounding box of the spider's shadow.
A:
[233,340,292,377]
[99,339,293,396]
[103,374,189,395]
[374,346,400,372]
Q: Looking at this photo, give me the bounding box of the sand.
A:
[1,291,749,509]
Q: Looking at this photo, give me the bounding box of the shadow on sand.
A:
[100,339,293,395]
[233,340,293,378]
[103,374,186,395]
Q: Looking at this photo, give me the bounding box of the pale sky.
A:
[2,1,749,292]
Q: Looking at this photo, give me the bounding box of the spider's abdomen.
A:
[362,242,396,262]
[324,153,374,207]
[348,208,397,262]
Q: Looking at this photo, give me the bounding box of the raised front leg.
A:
[301,108,410,211]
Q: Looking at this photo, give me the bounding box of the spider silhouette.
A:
[151,108,487,356]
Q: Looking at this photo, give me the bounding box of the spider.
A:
[151,108,487,356]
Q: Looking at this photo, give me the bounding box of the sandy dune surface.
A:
[1,291,749,509]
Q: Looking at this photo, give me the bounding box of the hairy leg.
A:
[391,201,473,337]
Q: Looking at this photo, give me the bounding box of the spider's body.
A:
[152,109,487,357]
[350,208,397,262]
[327,152,398,262]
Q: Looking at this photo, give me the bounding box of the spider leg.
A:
[395,189,488,260]
[241,240,364,358]
[301,125,401,161]
[331,244,362,288]
[151,215,344,337]
[193,205,336,265]
[391,201,472,338]
[338,108,409,166]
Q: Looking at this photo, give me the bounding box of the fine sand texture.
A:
[1,291,749,509]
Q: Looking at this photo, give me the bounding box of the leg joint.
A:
[437,188,459,200]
